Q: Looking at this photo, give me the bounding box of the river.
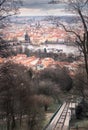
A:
[22,44,80,55]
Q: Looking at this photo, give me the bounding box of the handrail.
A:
[43,103,62,130]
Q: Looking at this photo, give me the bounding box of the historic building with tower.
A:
[25,32,30,43]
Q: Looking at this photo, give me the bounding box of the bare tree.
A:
[0,61,32,130]
[74,66,88,100]
[0,61,46,130]
[0,0,22,57]
[0,0,22,26]
[59,0,88,79]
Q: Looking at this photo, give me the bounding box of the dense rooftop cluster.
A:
[0,54,83,77]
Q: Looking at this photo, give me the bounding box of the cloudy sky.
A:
[19,0,70,16]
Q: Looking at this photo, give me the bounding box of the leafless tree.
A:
[0,0,22,27]
[0,61,32,130]
[73,66,88,100]
[0,0,22,57]
[59,0,88,79]
[0,61,46,130]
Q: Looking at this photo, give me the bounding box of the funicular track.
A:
[54,102,70,130]
[45,102,71,130]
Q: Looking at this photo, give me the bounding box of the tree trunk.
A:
[11,115,16,130]
[83,47,88,79]
[19,112,22,127]
[7,116,10,130]
[44,105,48,111]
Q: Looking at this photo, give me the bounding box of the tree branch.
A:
[78,8,88,33]
[0,14,13,21]
[0,0,6,6]
[59,22,83,43]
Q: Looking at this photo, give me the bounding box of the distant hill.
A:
[11,15,79,24]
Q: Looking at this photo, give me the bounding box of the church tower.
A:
[25,32,30,43]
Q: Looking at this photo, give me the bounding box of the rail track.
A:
[45,102,72,130]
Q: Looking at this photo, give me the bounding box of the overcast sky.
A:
[19,0,71,16]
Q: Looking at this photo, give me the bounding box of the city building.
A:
[25,32,30,43]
